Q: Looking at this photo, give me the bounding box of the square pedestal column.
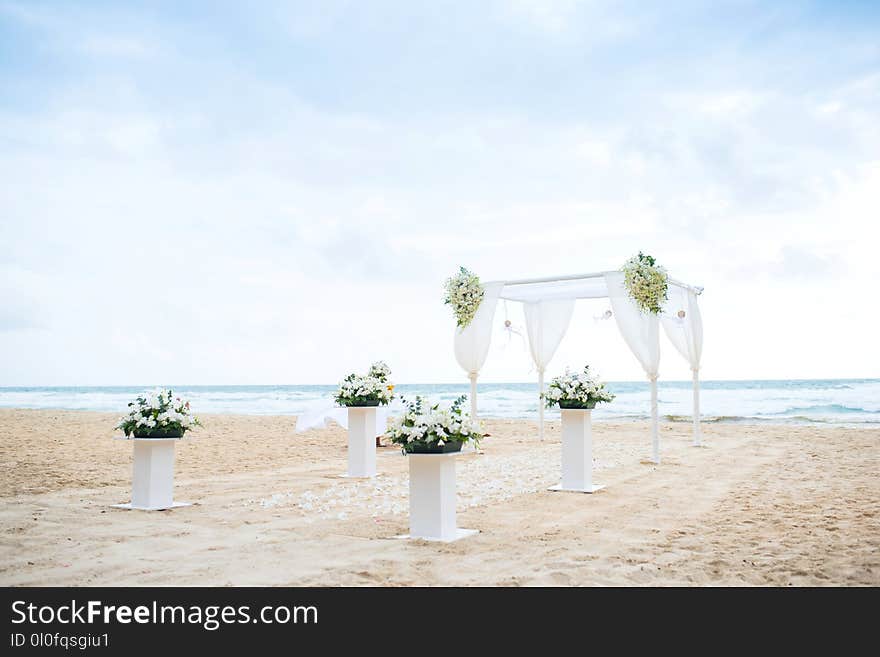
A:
[113,438,190,510]
[346,407,377,478]
[402,453,477,542]
[549,409,605,494]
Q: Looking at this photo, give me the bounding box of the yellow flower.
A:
[387,385,394,391]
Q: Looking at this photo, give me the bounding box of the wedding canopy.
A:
[453,270,704,464]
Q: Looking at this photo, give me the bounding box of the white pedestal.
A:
[399,452,477,542]
[549,409,605,494]
[112,438,191,511]
[345,407,377,478]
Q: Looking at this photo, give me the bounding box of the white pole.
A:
[538,368,545,441]
[692,368,701,447]
[468,371,478,420]
[650,375,659,464]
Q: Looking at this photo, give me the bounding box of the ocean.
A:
[0,379,877,426]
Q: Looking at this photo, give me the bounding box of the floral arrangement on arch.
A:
[334,361,395,407]
[443,266,485,328]
[544,366,615,410]
[386,395,484,454]
[116,388,201,438]
[621,252,668,314]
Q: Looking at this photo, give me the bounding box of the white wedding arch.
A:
[453,270,704,464]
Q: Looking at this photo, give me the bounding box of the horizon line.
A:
[0,376,877,389]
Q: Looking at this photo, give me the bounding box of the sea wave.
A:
[1,380,879,426]
[665,413,879,425]
[768,404,879,416]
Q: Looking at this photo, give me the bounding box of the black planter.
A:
[558,400,598,410]
[132,428,185,438]
[407,441,463,454]
[344,400,381,407]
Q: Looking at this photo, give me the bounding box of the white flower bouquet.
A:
[443,266,485,328]
[621,252,668,314]
[386,395,484,454]
[116,388,201,438]
[368,360,391,382]
[334,361,395,407]
[544,366,615,409]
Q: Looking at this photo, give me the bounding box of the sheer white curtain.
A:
[661,285,704,445]
[605,272,662,462]
[524,299,575,439]
[453,282,504,419]
[296,407,389,435]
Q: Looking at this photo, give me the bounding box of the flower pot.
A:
[344,400,381,407]
[558,400,597,410]
[132,427,185,439]
[407,441,463,454]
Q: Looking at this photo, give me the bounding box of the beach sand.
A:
[0,408,877,586]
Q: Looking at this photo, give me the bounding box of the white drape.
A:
[524,299,575,439]
[605,271,662,462]
[661,285,704,445]
[453,281,504,419]
[296,407,389,435]
[500,277,609,302]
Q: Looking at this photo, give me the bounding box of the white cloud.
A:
[504,0,644,41]
[506,0,584,33]
[665,90,769,118]
[79,35,155,58]
[0,1,56,28]
[0,1,878,384]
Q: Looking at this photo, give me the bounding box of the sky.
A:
[1,0,879,386]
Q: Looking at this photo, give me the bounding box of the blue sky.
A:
[1,0,879,385]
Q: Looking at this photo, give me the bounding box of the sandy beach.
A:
[0,408,877,586]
